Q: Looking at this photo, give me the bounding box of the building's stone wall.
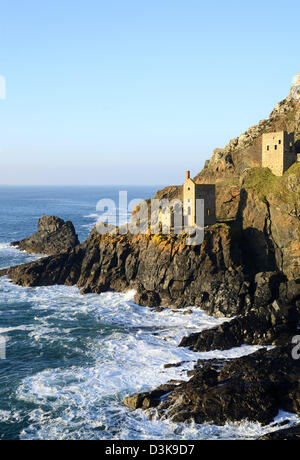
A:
[195,184,216,226]
[262,131,284,176]
[183,175,216,227]
[262,131,296,176]
[283,131,296,171]
[183,178,196,227]
[284,151,297,171]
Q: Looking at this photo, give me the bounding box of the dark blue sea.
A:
[0,186,293,440]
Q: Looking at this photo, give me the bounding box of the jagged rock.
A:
[10,216,79,256]
[258,424,300,440]
[144,167,300,282]
[5,224,249,316]
[253,271,285,307]
[179,276,300,351]
[4,245,86,287]
[124,346,300,426]
[179,303,298,351]
[237,168,300,280]
[134,290,161,308]
[195,87,299,184]
[163,361,188,369]
[124,384,177,410]
[0,269,8,278]
[187,358,225,377]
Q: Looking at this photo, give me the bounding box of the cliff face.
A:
[4,223,250,317]
[132,164,300,283]
[197,88,300,219]
[239,164,300,280]
[196,87,300,184]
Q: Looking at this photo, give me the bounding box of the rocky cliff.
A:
[238,163,300,280]
[2,222,250,317]
[199,87,300,181]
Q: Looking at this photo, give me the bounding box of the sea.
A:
[0,186,297,440]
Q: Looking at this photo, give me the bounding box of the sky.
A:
[0,0,299,186]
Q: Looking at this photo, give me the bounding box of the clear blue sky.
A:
[0,0,299,185]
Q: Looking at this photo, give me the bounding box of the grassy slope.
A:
[243,163,300,207]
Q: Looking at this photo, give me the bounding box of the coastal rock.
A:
[258,424,300,440]
[179,302,299,351]
[6,224,249,317]
[141,164,300,282]
[124,384,176,410]
[10,216,80,256]
[237,167,300,280]
[124,346,300,426]
[134,290,161,308]
[5,245,86,287]
[179,276,300,351]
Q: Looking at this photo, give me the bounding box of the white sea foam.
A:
[0,242,43,269]
[0,276,298,440]
[84,213,101,219]
[0,325,33,334]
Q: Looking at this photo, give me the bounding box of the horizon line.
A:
[0,183,168,187]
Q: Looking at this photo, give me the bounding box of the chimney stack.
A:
[185,170,190,181]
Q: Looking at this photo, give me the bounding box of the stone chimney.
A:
[185,170,190,181]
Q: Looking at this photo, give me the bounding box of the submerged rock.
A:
[10,216,80,256]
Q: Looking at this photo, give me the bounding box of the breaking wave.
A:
[0,270,296,440]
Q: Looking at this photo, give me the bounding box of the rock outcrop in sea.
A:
[10,215,79,256]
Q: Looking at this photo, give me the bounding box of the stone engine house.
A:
[262,131,296,176]
[183,171,216,227]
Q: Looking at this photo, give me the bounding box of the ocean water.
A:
[0,186,296,440]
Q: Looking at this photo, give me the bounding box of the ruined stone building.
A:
[262,131,297,176]
[183,171,216,227]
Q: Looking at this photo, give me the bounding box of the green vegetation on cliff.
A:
[243,163,300,207]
